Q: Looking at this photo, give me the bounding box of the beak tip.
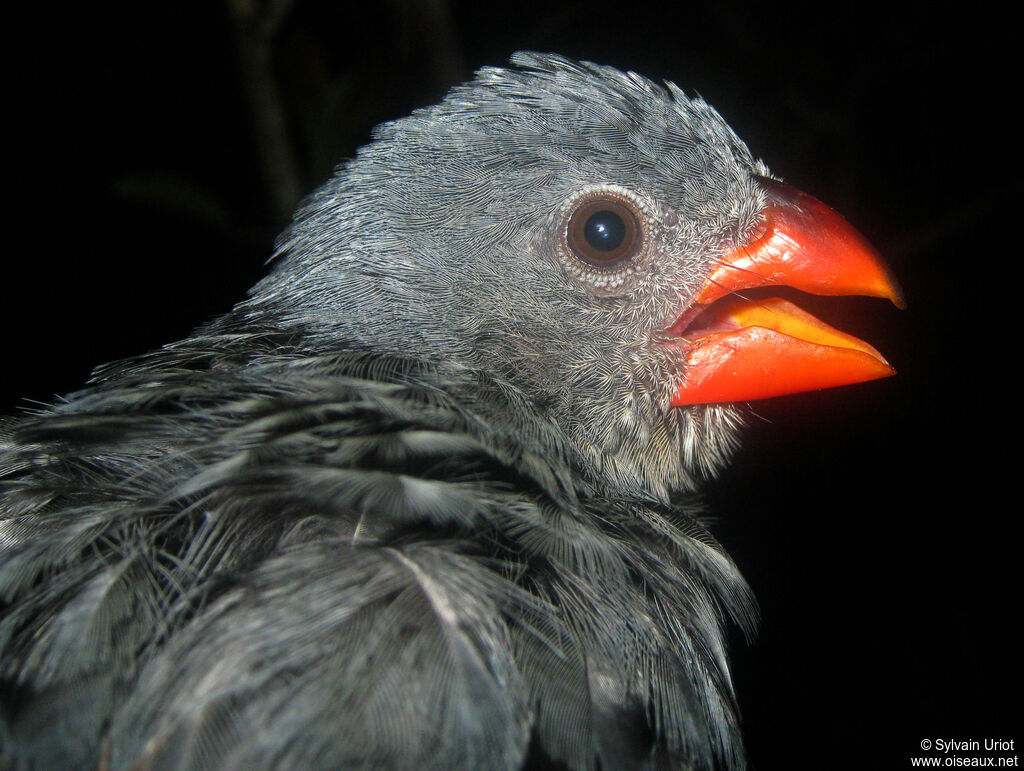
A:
[875,269,907,310]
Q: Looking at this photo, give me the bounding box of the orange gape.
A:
[669,177,904,406]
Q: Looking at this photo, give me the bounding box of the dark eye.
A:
[566,197,642,268]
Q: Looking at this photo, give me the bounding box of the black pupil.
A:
[583,210,626,252]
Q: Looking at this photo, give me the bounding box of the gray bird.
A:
[0,53,902,770]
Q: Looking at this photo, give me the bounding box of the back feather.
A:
[1,327,755,770]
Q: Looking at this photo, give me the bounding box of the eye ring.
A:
[554,185,650,295]
[566,196,643,269]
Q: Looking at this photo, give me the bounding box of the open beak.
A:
[668,177,904,406]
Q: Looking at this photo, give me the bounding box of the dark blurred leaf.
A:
[111,174,234,231]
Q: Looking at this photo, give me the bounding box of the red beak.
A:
[669,177,904,406]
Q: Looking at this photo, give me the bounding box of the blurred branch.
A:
[227,0,303,224]
[386,0,464,91]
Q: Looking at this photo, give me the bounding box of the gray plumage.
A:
[0,53,767,770]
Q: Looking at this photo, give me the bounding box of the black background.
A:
[6,3,1018,769]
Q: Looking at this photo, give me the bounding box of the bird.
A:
[0,52,902,770]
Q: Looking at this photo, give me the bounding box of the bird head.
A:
[245,52,902,500]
